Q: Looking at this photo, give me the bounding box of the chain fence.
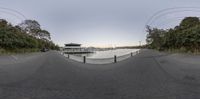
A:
[61,50,140,64]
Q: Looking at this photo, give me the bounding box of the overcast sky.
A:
[1,0,200,47]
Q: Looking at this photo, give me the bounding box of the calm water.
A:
[73,49,140,59]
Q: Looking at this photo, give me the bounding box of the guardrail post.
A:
[83,56,86,63]
[114,55,117,63]
[131,52,133,57]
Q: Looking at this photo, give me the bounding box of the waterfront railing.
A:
[61,50,140,64]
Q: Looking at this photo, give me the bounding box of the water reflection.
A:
[66,49,140,59]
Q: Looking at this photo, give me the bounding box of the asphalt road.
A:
[0,50,200,99]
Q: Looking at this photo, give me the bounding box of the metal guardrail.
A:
[61,50,140,64]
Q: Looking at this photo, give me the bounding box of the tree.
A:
[18,20,51,41]
[146,25,166,50]
[0,19,8,27]
[146,16,200,53]
[179,17,200,30]
[0,19,59,53]
[38,29,51,41]
[18,20,41,37]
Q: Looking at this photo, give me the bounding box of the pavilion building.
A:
[63,43,92,54]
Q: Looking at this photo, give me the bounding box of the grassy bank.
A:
[0,48,40,55]
[158,48,200,55]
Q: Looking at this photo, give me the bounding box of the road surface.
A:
[0,49,200,99]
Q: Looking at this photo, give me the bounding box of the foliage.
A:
[0,19,59,53]
[146,17,200,53]
[18,20,51,41]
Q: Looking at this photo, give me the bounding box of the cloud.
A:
[2,0,200,46]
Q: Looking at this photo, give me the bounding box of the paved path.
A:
[0,50,200,99]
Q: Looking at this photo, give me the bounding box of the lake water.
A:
[75,49,140,59]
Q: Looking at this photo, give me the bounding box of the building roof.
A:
[65,43,81,46]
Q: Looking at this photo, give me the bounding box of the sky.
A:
[0,0,200,47]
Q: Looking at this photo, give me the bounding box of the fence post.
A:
[114,55,117,63]
[131,52,133,57]
[68,54,70,58]
[83,56,86,63]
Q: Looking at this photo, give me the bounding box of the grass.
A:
[161,48,200,55]
[0,48,40,55]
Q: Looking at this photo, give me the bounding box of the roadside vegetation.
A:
[146,17,200,53]
[0,19,59,54]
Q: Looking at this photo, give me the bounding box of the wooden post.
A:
[114,55,117,63]
[83,56,86,63]
[68,54,70,58]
